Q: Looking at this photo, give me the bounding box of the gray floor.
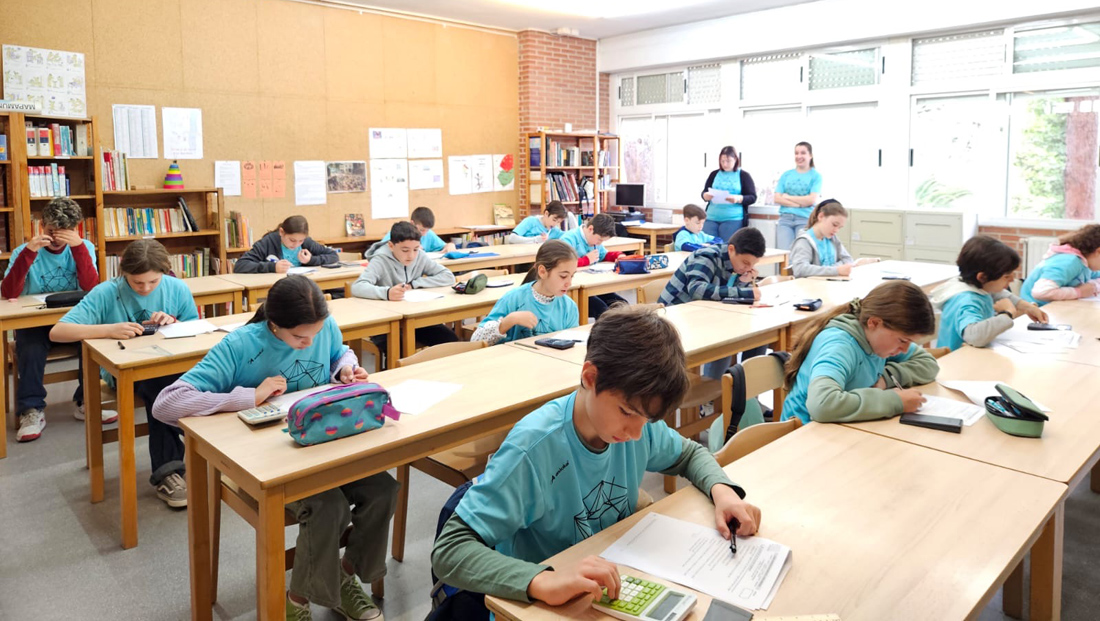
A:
[2,378,1098,620]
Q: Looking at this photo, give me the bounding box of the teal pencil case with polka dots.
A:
[285,383,400,446]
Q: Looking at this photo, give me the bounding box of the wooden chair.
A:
[390,341,498,561]
[714,354,798,467]
[636,278,670,305]
[714,418,802,467]
[337,251,361,262]
[663,243,674,253]
[6,340,80,424]
[342,282,383,373]
[662,372,724,493]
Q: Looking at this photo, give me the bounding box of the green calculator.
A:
[593,575,697,621]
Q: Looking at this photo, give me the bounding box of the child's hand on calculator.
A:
[527,555,621,606]
[255,376,287,405]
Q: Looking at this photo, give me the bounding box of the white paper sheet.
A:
[385,379,463,415]
[214,160,242,196]
[216,322,247,333]
[993,325,1080,353]
[913,394,986,426]
[708,188,730,204]
[486,278,515,288]
[408,159,445,190]
[370,159,410,219]
[369,128,408,159]
[399,289,445,302]
[584,263,616,273]
[552,329,590,344]
[406,128,443,159]
[601,513,792,611]
[112,104,158,158]
[937,379,1052,412]
[448,156,472,195]
[470,154,494,193]
[287,266,317,275]
[294,160,327,206]
[425,251,447,261]
[267,384,336,411]
[162,107,203,159]
[158,319,217,339]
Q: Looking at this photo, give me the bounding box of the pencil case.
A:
[983,383,1047,438]
[285,383,400,446]
[646,254,669,270]
[614,255,649,274]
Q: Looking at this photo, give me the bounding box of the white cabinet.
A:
[847,209,974,265]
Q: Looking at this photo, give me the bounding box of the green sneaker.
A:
[286,594,312,621]
[335,570,383,620]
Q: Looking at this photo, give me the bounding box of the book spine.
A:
[25,122,37,157]
[38,128,50,158]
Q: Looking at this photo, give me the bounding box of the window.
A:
[687,64,721,104]
[1014,22,1100,73]
[806,103,882,207]
[911,30,1005,87]
[740,54,802,102]
[619,117,657,205]
[636,71,685,105]
[738,107,804,192]
[619,77,635,107]
[618,112,723,207]
[808,48,878,90]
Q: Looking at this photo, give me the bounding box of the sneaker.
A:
[74,403,119,425]
[335,569,383,620]
[17,409,46,442]
[155,472,188,509]
[286,595,312,621]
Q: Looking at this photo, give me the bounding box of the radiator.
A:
[1023,236,1058,278]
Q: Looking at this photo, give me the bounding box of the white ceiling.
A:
[333,0,819,39]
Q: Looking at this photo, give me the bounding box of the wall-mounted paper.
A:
[162,107,203,159]
[493,154,515,191]
[112,104,158,159]
[2,45,87,118]
[294,160,327,206]
[369,128,408,159]
[448,156,472,195]
[273,161,286,198]
[409,159,444,190]
[241,161,257,198]
[214,161,241,196]
[370,159,409,219]
[259,160,274,198]
[471,154,494,193]
[407,128,443,159]
[326,161,367,193]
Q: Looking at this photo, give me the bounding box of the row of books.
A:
[103,199,199,238]
[223,210,255,249]
[29,216,98,245]
[105,249,212,279]
[25,121,91,158]
[545,171,582,202]
[27,164,72,198]
[101,150,131,191]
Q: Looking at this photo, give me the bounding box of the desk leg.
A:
[0,326,7,459]
[233,291,243,316]
[579,295,590,326]
[402,320,417,359]
[1091,460,1100,493]
[257,485,287,619]
[86,344,105,503]
[1030,503,1064,621]
[388,321,400,371]
[186,434,214,621]
[118,370,138,549]
[1003,559,1024,618]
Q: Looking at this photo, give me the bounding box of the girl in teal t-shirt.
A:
[473,240,580,344]
[775,141,823,250]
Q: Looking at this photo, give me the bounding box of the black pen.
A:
[514,341,538,350]
[117,340,126,350]
[728,517,740,555]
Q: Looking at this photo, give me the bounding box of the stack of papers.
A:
[992,325,1080,354]
[385,379,462,414]
[400,290,445,302]
[601,513,792,611]
[158,319,218,339]
[912,394,985,426]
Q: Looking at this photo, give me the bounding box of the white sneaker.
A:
[17,409,46,442]
[74,402,119,424]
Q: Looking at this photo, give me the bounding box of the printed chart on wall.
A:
[370,159,409,219]
[2,45,87,118]
[214,161,242,196]
[112,104,158,158]
[162,107,203,159]
[407,128,443,159]
[409,159,444,190]
[295,161,327,206]
[369,128,408,159]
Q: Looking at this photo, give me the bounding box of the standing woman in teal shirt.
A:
[700,145,757,243]
[774,141,823,250]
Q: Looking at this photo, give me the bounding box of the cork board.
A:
[2,0,519,240]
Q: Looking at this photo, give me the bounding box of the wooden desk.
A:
[217,266,366,310]
[181,345,584,620]
[624,223,681,255]
[184,275,245,316]
[83,299,402,549]
[486,423,1066,621]
[438,237,645,273]
[991,302,1100,369]
[570,252,689,323]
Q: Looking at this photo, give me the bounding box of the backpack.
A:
[284,383,400,446]
[426,481,491,621]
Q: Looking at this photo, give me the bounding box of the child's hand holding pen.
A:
[255,375,287,406]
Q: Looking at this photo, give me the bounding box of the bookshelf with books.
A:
[524,130,621,220]
[98,188,226,279]
[0,113,18,265]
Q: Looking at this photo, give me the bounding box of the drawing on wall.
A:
[494,154,515,191]
[471,155,494,193]
[326,161,367,193]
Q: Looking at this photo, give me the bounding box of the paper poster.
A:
[294,160,327,206]
[448,156,472,195]
[241,161,257,198]
[471,154,494,193]
[214,161,242,196]
[112,104,158,159]
[493,154,515,191]
[162,107,203,159]
[2,45,87,118]
[369,128,407,159]
[259,160,274,198]
[407,128,443,159]
[370,159,409,219]
[273,161,286,198]
[409,159,444,190]
[326,161,367,193]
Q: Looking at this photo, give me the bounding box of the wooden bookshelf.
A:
[0,114,16,266]
[524,130,620,220]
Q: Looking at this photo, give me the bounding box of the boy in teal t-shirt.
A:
[674,204,724,251]
[508,200,567,244]
[432,306,761,610]
[381,206,456,253]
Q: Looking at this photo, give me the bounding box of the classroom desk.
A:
[180,345,585,620]
[759,247,790,274]
[182,275,245,316]
[82,298,402,549]
[486,423,1067,621]
[216,265,366,309]
[570,252,689,323]
[991,301,1100,368]
[438,237,645,273]
[624,223,681,255]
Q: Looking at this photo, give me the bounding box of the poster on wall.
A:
[407,128,443,159]
[470,155,494,193]
[409,159,444,190]
[214,161,242,196]
[2,45,86,118]
[493,154,515,191]
[162,107,204,159]
[369,128,408,159]
[112,104,158,159]
[294,160,327,206]
[370,159,409,219]
[448,156,472,195]
[326,161,367,193]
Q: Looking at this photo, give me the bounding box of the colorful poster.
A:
[241,161,257,198]
[448,156,472,195]
[407,128,443,159]
[272,161,286,198]
[259,160,274,198]
[326,161,367,193]
[370,159,409,219]
[2,45,86,118]
[493,154,515,191]
[369,128,408,159]
[408,159,444,190]
[470,154,494,193]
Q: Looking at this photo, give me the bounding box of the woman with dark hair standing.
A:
[700,145,757,243]
[774,141,823,250]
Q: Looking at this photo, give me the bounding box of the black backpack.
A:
[426,481,491,621]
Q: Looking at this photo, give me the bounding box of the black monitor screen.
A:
[615,183,645,208]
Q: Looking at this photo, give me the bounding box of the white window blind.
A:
[808,48,878,90]
[911,30,1005,86]
[740,53,802,102]
[1014,22,1100,73]
[619,77,635,107]
[687,64,721,104]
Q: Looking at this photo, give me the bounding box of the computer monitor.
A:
[615,183,645,208]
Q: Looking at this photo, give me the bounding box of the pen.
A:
[515,342,538,350]
[728,517,740,555]
[886,368,903,390]
[117,340,126,350]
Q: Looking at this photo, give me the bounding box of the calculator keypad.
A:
[597,575,665,615]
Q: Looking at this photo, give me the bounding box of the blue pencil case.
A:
[443,251,500,260]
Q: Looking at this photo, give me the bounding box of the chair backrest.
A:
[337,252,360,262]
[663,243,674,253]
[714,418,802,466]
[397,340,487,368]
[759,275,793,286]
[718,353,789,449]
[637,278,670,304]
[344,282,353,298]
[457,269,508,283]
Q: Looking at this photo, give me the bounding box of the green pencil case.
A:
[984,383,1048,438]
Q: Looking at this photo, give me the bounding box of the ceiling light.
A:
[492,0,715,19]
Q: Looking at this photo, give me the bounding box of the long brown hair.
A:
[523,239,577,285]
[1058,224,1100,255]
[119,239,171,275]
[784,280,935,389]
[247,275,328,327]
[807,198,847,228]
[718,145,741,172]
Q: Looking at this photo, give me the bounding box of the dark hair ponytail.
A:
[271,215,309,236]
[247,275,328,328]
[523,240,578,285]
[796,141,815,168]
